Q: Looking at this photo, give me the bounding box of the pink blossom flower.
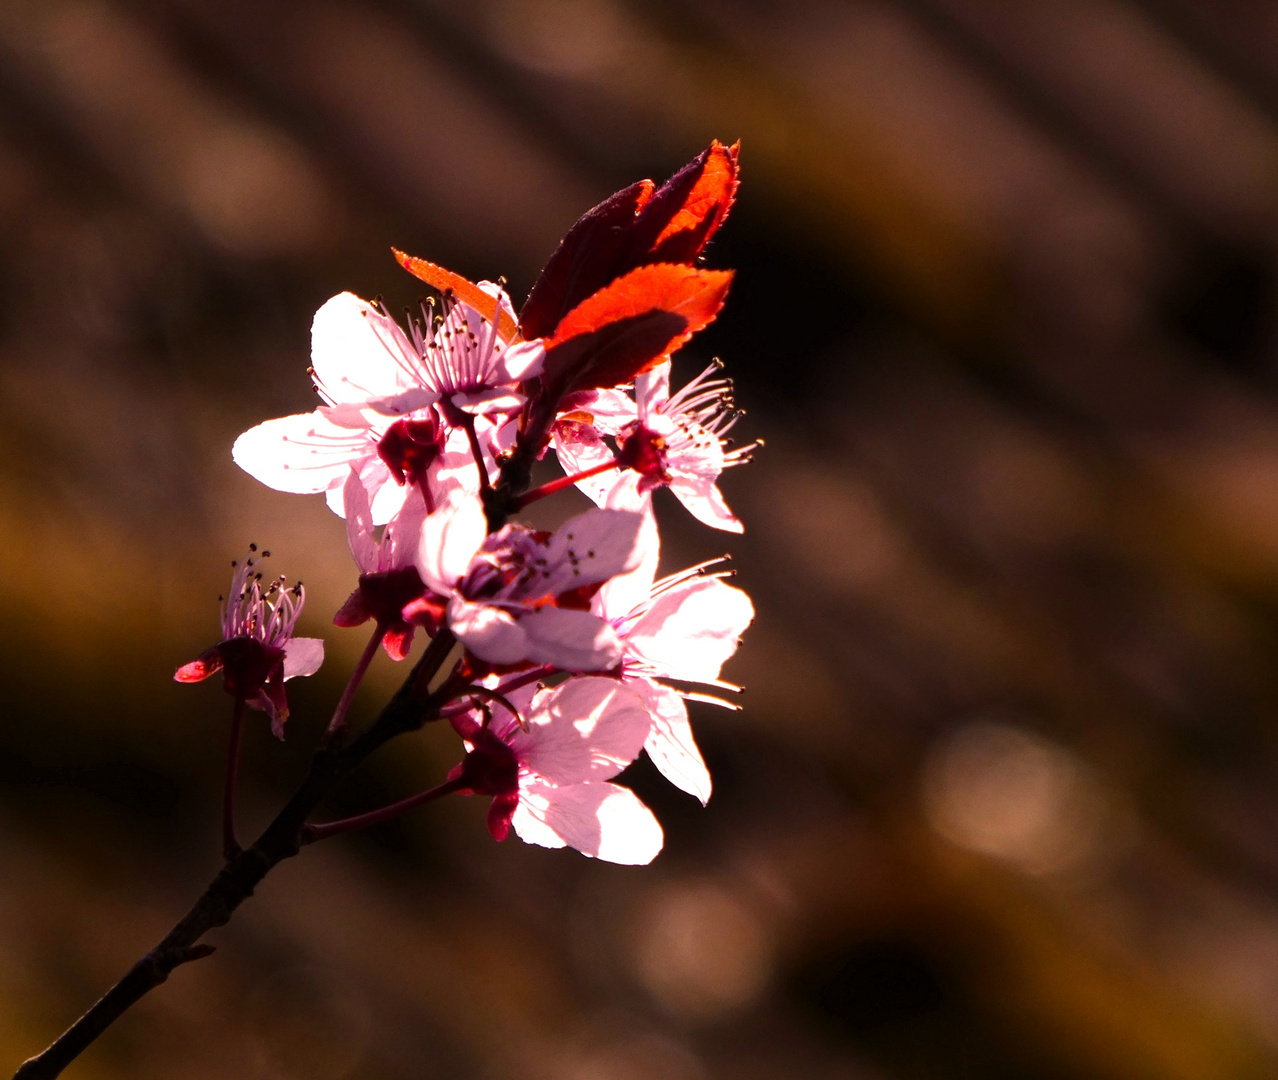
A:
[553,360,754,532]
[332,470,428,660]
[175,552,324,738]
[232,287,543,524]
[450,677,663,864]
[405,496,648,671]
[593,515,754,803]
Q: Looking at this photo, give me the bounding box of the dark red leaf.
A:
[518,179,654,340]
[644,140,740,264]
[393,249,520,343]
[542,264,733,393]
[518,140,740,339]
[625,141,738,266]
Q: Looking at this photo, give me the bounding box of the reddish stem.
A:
[222,695,246,861]
[459,414,493,495]
[513,459,619,509]
[326,623,386,742]
[303,775,466,843]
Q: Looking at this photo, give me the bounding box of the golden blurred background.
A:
[6,0,1278,1077]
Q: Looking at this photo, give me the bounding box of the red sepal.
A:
[392,249,520,343]
[519,141,739,339]
[174,649,222,683]
[541,264,733,394]
[486,793,519,842]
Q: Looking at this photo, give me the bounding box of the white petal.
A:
[418,494,487,593]
[513,780,663,864]
[232,410,371,495]
[536,508,646,598]
[283,637,325,680]
[311,292,421,405]
[517,607,624,671]
[628,577,754,683]
[342,468,378,573]
[636,679,712,804]
[512,677,650,783]
[448,599,530,665]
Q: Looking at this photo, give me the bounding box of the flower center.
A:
[377,415,446,488]
[616,424,672,486]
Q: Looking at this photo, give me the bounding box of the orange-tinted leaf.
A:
[393,249,520,343]
[543,264,733,393]
[519,179,654,340]
[645,140,740,264]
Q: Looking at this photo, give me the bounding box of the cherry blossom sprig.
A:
[14,139,752,1080]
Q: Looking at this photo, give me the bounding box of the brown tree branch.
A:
[12,630,456,1080]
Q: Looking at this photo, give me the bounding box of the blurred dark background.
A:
[6,1,1278,1077]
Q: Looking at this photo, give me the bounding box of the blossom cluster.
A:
[179,142,755,864]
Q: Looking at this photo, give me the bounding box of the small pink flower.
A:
[553,360,755,532]
[175,552,324,738]
[593,514,754,803]
[332,470,429,660]
[406,496,649,672]
[450,677,663,864]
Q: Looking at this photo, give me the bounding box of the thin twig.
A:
[325,623,386,742]
[222,694,246,861]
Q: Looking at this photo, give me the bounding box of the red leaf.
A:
[644,140,740,264]
[518,179,654,340]
[518,140,740,339]
[542,264,733,393]
[393,249,520,343]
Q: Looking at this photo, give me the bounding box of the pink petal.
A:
[512,780,663,864]
[635,679,712,805]
[451,388,526,415]
[595,506,660,620]
[635,360,671,415]
[562,388,639,435]
[628,577,753,683]
[282,637,325,680]
[537,508,646,598]
[232,410,371,495]
[448,599,529,665]
[311,292,424,406]
[511,677,650,783]
[418,495,487,594]
[366,464,411,525]
[552,422,618,509]
[383,487,430,569]
[670,474,743,534]
[494,338,545,383]
[516,607,624,671]
[342,469,378,573]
